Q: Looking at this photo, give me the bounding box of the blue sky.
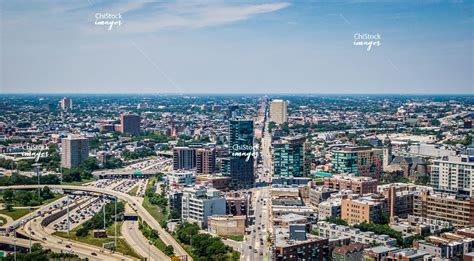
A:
[1,0,473,94]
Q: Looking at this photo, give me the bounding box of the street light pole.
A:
[32,163,41,198]
[103,196,106,230]
[13,236,16,261]
[67,195,70,235]
[28,226,32,253]
[148,240,151,261]
[114,196,117,250]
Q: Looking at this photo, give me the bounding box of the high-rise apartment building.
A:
[120,113,140,135]
[61,136,89,168]
[431,155,474,196]
[272,136,311,177]
[229,118,254,188]
[173,147,196,170]
[196,147,216,174]
[60,97,73,111]
[332,146,383,178]
[270,99,288,125]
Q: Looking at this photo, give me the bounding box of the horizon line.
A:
[1,92,473,96]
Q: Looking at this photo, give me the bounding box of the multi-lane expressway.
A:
[0,194,133,261]
[121,203,170,261]
[20,210,137,261]
[0,184,192,261]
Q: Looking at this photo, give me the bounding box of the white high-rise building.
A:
[60,97,73,111]
[270,99,288,125]
[431,155,474,196]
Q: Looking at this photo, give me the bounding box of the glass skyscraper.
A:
[272,136,311,177]
[229,118,254,188]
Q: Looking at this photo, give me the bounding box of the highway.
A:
[5,195,67,231]
[0,236,31,248]
[18,207,137,261]
[0,184,192,261]
[121,204,170,261]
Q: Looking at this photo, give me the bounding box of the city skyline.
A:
[1,0,473,94]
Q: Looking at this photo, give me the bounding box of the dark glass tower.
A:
[229,118,254,188]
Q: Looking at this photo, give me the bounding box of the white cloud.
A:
[87,2,290,34]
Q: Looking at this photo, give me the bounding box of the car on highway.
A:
[91,252,97,256]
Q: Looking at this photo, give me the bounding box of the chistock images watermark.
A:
[231,144,261,162]
[94,12,122,31]
[353,33,382,51]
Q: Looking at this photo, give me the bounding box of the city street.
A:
[241,100,272,261]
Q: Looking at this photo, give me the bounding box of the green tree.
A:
[81,157,100,172]
[16,160,33,171]
[169,209,180,219]
[3,189,14,211]
[325,216,348,226]
[268,121,277,132]
[164,245,174,256]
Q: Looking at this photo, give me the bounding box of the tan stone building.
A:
[207,215,246,236]
[341,194,386,224]
[61,136,89,168]
[414,190,474,227]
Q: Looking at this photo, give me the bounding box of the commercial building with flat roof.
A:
[181,185,226,228]
[272,136,312,177]
[208,215,246,236]
[167,171,195,187]
[323,173,377,195]
[413,190,474,227]
[332,146,383,178]
[195,175,232,191]
[341,194,386,224]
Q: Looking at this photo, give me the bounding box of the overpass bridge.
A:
[0,184,192,261]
